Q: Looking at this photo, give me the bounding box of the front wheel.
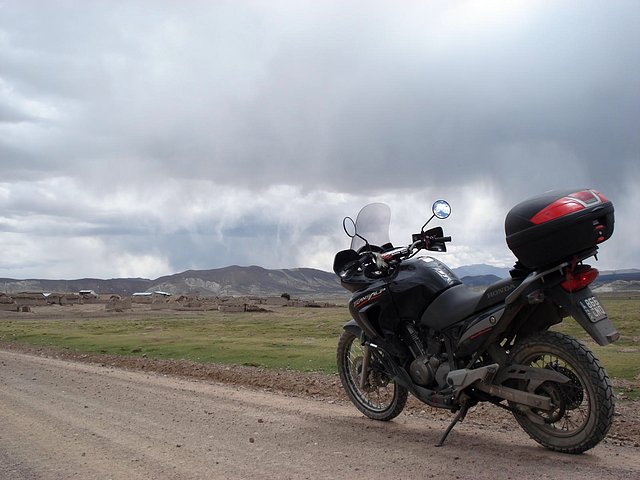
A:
[337,330,407,421]
[509,331,614,453]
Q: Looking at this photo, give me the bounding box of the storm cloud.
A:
[1,1,638,279]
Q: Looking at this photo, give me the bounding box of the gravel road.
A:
[1,349,638,479]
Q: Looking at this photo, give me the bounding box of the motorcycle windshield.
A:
[350,202,392,252]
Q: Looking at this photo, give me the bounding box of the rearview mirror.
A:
[343,217,357,238]
[432,200,451,219]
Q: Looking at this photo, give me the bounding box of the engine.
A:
[409,354,452,388]
[403,323,450,388]
[409,355,440,386]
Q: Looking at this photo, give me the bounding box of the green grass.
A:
[1,294,638,389]
[0,308,347,373]
[551,295,640,376]
[552,294,640,399]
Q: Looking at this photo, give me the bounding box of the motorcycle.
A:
[333,190,618,453]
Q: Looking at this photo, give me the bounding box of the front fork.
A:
[360,344,372,390]
[343,319,375,390]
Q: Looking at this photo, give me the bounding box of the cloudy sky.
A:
[1,0,638,280]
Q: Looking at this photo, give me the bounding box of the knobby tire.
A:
[509,331,614,454]
[337,330,407,421]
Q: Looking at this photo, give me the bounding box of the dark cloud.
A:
[0,1,638,278]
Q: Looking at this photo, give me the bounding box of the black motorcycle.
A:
[333,190,618,453]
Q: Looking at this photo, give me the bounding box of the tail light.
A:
[561,266,599,293]
[530,190,607,225]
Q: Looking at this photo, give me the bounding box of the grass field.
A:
[552,294,640,396]
[0,294,638,390]
[0,306,348,373]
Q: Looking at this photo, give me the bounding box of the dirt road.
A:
[1,349,638,479]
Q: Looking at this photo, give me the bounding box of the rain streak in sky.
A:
[1,1,638,279]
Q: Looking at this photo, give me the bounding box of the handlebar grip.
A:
[432,236,452,243]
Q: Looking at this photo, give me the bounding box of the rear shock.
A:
[403,323,427,359]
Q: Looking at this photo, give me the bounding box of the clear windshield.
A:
[350,203,392,252]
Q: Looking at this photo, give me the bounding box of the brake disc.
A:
[534,382,566,424]
[553,366,584,410]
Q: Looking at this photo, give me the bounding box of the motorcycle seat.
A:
[420,284,483,331]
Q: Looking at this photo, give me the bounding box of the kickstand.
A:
[435,399,471,448]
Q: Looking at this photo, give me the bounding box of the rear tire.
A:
[509,331,614,453]
[337,330,407,421]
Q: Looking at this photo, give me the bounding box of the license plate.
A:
[580,296,608,323]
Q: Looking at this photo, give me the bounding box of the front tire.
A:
[337,330,407,421]
[509,331,614,453]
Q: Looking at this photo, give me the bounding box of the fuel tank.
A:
[388,256,461,320]
[348,256,460,337]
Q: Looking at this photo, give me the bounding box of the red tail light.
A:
[530,189,606,225]
[561,267,599,293]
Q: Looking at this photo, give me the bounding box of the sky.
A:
[1,0,639,280]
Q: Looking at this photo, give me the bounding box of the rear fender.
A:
[549,287,620,346]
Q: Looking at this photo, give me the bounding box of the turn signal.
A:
[561,267,599,293]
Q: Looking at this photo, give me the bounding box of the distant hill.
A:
[151,265,343,296]
[1,265,638,297]
[600,269,640,276]
[0,266,343,297]
[453,264,510,279]
[593,270,640,293]
[460,274,503,287]
[596,270,640,282]
[0,277,153,296]
[457,268,640,291]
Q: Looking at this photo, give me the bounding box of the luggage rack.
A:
[506,247,600,306]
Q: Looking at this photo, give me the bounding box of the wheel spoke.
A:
[518,342,595,438]
[344,337,395,412]
[338,331,408,422]
[508,331,614,453]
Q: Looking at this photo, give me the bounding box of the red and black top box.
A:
[505,189,614,270]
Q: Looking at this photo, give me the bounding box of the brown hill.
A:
[150,265,342,296]
[0,266,343,297]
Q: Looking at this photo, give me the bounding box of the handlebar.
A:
[432,236,452,243]
[380,235,452,263]
[339,233,452,280]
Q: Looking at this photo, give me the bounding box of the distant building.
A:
[0,293,16,311]
[132,291,171,297]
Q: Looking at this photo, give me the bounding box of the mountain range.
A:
[1,265,638,297]
[0,266,343,297]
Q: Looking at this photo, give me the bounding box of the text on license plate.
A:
[580,296,608,323]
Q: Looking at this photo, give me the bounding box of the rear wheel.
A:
[337,330,407,421]
[509,331,614,453]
